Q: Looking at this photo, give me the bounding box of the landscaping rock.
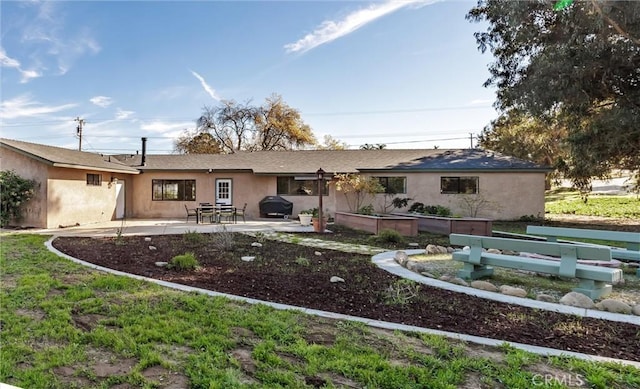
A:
[595,299,632,314]
[633,305,640,316]
[408,242,420,248]
[536,294,556,303]
[155,262,168,267]
[486,248,501,254]
[314,251,322,256]
[241,256,255,262]
[559,292,595,309]
[149,246,157,250]
[394,251,408,265]
[450,277,469,287]
[420,272,436,279]
[439,275,453,282]
[425,244,439,254]
[251,242,262,247]
[499,285,527,298]
[470,280,498,292]
[144,237,152,242]
[406,261,430,273]
[446,247,455,253]
[330,276,345,283]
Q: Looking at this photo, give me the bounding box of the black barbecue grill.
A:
[259,196,293,218]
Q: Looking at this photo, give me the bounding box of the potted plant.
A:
[298,208,314,226]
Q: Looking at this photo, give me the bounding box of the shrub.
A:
[435,205,452,217]
[183,229,205,245]
[382,279,421,305]
[210,225,235,251]
[357,204,375,215]
[408,202,425,213]
[0,170,37,227]
[369,229,405,245]
[169,252,199,270]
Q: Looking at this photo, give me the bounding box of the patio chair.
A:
[235,203,247,223]
[185,205,198,223]
[199,205,216,223]
[217,206,236,224]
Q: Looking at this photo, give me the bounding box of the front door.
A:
[215,179,232,205]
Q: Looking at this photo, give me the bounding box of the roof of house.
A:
[113,148,549,174]
[0,138,140,174]
[1,138,550,175]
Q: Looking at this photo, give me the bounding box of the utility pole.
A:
[469,132,475,149]
[75,117,85,151]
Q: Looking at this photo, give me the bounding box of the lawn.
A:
[545,189,640,219]
[2,233,640,388]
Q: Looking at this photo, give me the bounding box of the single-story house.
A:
[1,138,551,228]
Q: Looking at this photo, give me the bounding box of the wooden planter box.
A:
[335,212,418,237]
[392,213,492,236]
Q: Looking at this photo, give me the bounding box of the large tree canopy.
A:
[468,0,640,189]
[176,94,316,154]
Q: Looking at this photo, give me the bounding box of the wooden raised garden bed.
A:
[334,212,418,237]
[392,213,492,236]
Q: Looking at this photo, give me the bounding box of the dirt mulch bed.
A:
[51,233,640,362]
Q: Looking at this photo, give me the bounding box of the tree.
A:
[177,94,316,154]
[175,131,222,154]
[333,173,384,213]
[254,94,316,151]
[0,170,37,227]
[468,0,640,190]
[315,135,348,150]
[478,109,568,185]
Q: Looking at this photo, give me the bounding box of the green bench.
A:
[450,233,624,299]
[526,226,640,276]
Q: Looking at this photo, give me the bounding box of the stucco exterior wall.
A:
[46,168,120,228]
[362,171,546,220]
[130,172,278,219]
[0,148,48,227]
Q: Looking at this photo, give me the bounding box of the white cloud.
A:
[284,0,434,54]
[90,96,113,107]
[0,95,77,119]
[0,48,42,83]
[115,109,135,120]
[13,2,100,78]
[140,120,193,134]
[189,70,221,101]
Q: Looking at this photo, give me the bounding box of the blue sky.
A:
[1,0,498,154]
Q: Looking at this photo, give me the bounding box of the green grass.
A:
[1,233,639,388]
[545,190,640,219]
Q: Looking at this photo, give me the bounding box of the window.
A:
[152,179,196,201]
[377,177,406,194]
[277,177,328,196]
[87,173,102,186]
[441,177,478,194]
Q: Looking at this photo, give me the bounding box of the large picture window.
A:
[377,176,406,194]
[86,173,102,186]
[277,177,328,196]
[440,176,478,194]
[152,179,196,201]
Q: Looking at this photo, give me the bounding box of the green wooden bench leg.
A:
[457,263,494,280]
[573,279,612,300]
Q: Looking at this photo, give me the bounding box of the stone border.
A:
[44,237,640,368]
[372,250,640,325]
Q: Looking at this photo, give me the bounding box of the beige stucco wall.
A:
[362,171,546,220]
[129,170,546,221]
[0,148,128,228]
[0,148,48,227]
[130,172,277,219]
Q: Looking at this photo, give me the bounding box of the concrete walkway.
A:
[6,218,639,367]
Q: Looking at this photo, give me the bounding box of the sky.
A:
[1,0,500,155]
